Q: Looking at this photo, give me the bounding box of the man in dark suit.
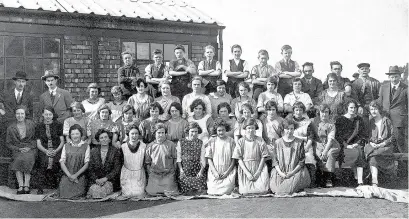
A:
[301,62,323,106]
[39,70,74,123]
[378,66,408,176]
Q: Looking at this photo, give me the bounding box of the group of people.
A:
[0,43,407,199]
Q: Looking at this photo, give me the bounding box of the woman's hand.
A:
[285,172,294,179]
[278,171,287,178]
[252,171,261,181]
[179,169,185,178]
[245,172,254,181]
[46,149,53,157]
[96,177,107,186]
[320,150,329,161]
[211,169,220,179]
[114,141,121,149]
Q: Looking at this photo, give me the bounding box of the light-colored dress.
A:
[205,137,237,195]
[63,117,89,137]
[155,95,180,121]
[82,98,106,121]
[165,119,189,144]
[182,93,212,118]
[262,116,284,146]
[106,101,127,122]
[234,119,263,140]
[128,94,154,119]
[293,117,316,166]
[318,90,345,121]
[145,140,178,195]
[230,96,257,119]
[270,138,311,195]
[312,118,340,173]
[188,114,212,143]
[121,141,147,197]
[257,91,284,111]
[208,92,232,117]
[232,136,270,195]
[87,119,120,145]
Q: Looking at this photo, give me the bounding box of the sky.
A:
[188,0,408,82]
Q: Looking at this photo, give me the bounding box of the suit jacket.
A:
[378,82,408,128]
[301,77,323,105]
[88,146,122,190]
[352,77,380,106]
[1,88,34,122]
[39,87,73,123]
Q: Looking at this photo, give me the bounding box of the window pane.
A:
[0,58,4,79]
[5,58,24,78]
[25,37,42,57]
[136,43,149,60]
[28,79,44,102]
[5,36,24,57]
[122,42,135,57]
[43,59,60,75]
[164,44,175,61]
[25,58,43,79]
[150,43,163,54]
[43,38,60,58]
[0,36,3,57]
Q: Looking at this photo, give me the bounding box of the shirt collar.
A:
[14,89,22,96]
[49,87,57,94]
[391,82,400,89]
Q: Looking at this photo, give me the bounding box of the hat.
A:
[357,63,370,68]
[352,73,359,78]
[12,71,28,81]
[41,70,59,81]
[386,65,401,75]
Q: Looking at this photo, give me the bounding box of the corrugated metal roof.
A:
[0,0,222,25]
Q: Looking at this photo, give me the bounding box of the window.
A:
[121,41,190,62]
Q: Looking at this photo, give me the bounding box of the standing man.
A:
[300,62,323,106]
[323,61,351,91]
[39,70,74,123]
[275,45,302,97]
[378,66,408,177]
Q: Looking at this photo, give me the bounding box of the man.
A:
[323,61,351,90]
[301,62,323,106]
[378,66,408,176]
[39,70,74,123]
[275,45,302,97]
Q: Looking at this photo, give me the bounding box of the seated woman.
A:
[164,102,189,144]
[6,105,37,194]
[208,80,232,118]
[335,99,366,186]
[82,83,105,122]
[216,102,236,138]
[232,118,270,195]
[87,129,121,199]
[261,100,285,146]
[128,78,154,120]
[120,104,141,144]
[257,76,284,115]
[155,81,180,121]
[176,122,207,195]
[106,86,127,123]
[139,102,165,144]
[205,118,237,195]
[270,119,311,195]
[121,124,147,198]
[231,82,257,120]
[234,103,263,144]
[283,78,313,117]
[318,73,345,121]
[57,124,90,199]
[187,99,214,143]
[182,76,212,119]
[312,104,340,188]
[364,101,396,187]
[145,123,178,196]
[63,102,89,143]
[87,104,121,148]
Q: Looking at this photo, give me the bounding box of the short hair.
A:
[42,106,58,120]
[292,77,303,85]
[292,101,306,112]
[204,45,215,52]
[159,80,171,90]
[153,123,168,135]
[283,118,298,130]
[111,86,122,95]
[70,101,85,113]
[15,105,28,114]
[86,83,101,94]
[302,62,314,71]
[212,118,231,133]
[369,100,384,115]
[121,51,132,57]
[215,79,226,87]
[330,61,343,69]
[231,44,242,53]
[152,49,163,56]
[318,104,332,115]
[266,76,278,87]
[174,44,185,52]
[69,124,84,137]
[237,82,250,92]
[343,99,358,112]
[184,121,203,135]
[97,104,112,116]
[217,102,232,114]
[147,102,164,116]
[242,118,259,130]
[168,102,183,116]
[265,100,278,111]
[126,123,140,136]
[281,45,292,52]
[258,49,269,59]
[95,128,113,142]
[135,78,148,89]
[191,76,204,87]
[190,99,207,113]
[326,73,339,83]
[122,104,136,114]
[239,103,254,114]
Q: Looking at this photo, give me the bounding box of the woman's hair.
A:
[43,106,58,120]
[97,104,112,116]
[122,104,136,114]
[242,118,259,130]
[326,73,339,83]
[147,102,164,116]
[217,102,232,114]
[70,101,85,113]
[318,103,332,115]
[190,99,206,113]
[212,118,230,134]
[95,128,113,142]
[15,105,28,114]
[168,102,183,115]
[283,118,298,130]
[126,123,140,136]
[237,82,250,93]
[69,124,84,137]
[239,103,254,114]
[369,100,384,116]
[265,100,278,111]
[231,44,242,53]
[184,121,203,134]
[86,83,101,94]
[292,101,306,112]
[111,86,123,95]
[258,49,269,59]
[215,79,226,87]
[343,99,358,113]
[153,123,168,135]
[135,78,148,89]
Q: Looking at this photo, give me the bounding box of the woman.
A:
[128,78,154,120]
[145,49,169,98]
[6,106,37,194]
[82,83,106,121]
[261,100,285,145]
[182,76,212,119]
[57,124,90,199]
[257,76,284,114]
[205,118,237,195]
[234,103,263,144]
[176,122,207,195]
[87,129,122,199]
[120,104,141,144]
[139,102,165,144]
[318,73,345,121]
[187,99,214,143]
[231,82,257,119]
[154,81,180,121]
[36,106,64,194]
[63,102,88,143]
[121,124,147,197]
[364,101,396,187]
[87,104,121,148]
[164,102,189,144]
[216,102,236,138]
[312,104,340,187]
[145,123,178,196]
[283,78,313,115]
[208,80,232,117]
[335,99,366,186]
[232,118,270,195]
[270,119,311,195]
[106,86,127,123]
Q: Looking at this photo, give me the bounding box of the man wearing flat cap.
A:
[352,63,381,114]
[377,66,408,176]
[39,70,73,123]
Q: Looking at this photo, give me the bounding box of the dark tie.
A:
[50,92,55,103]
[392,87,396,96]
[16,92,21,104]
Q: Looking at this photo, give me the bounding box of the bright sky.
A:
[189,0,408,82]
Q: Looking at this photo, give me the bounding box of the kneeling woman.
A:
[145,123,178,196]
[87,129,122,199]
[57,124,90,199]
[270,119,311,195]
[232,118,270,195]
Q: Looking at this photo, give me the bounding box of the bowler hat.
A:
[12,71,28,81]
[385,65,401,75]
[357,63,370,68]
[41,70,60,81]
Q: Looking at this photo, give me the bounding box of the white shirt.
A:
[391,82,400,91]
[14,89,22,100]
[284,91,313,108]
[49,87,58,96]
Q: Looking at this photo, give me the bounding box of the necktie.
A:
[16,92,21,104]
[392,86,396,96]
[50,91,55,103]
